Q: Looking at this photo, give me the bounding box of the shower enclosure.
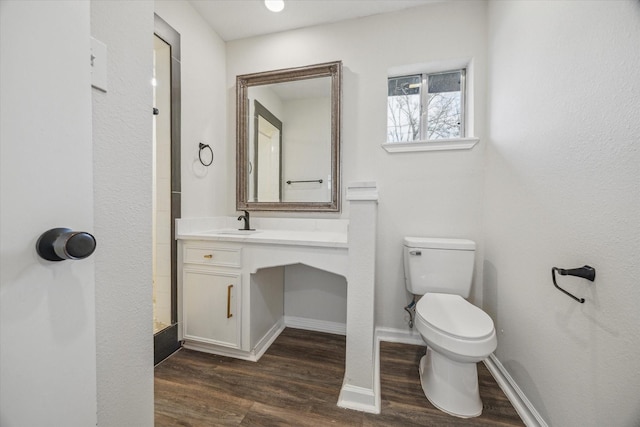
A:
[153,15,181,365]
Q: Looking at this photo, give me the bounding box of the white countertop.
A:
[176,217,348,249]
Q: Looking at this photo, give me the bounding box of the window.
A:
[387,69,465,143]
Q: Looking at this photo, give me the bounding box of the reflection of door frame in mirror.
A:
[153,14,181,365]
[253,100,282,203]
[237,61,342,212]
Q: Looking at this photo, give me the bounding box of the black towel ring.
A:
[198,142,213,167]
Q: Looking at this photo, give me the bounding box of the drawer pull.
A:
[203,254,213,259]
[227,285,233,319]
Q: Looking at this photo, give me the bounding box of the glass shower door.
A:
[153,15,181,365]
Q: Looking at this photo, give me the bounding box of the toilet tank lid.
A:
[403,237,475,250]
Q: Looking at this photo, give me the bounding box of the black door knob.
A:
[36,228,96,261]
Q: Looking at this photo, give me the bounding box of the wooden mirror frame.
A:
[236,61,342,212]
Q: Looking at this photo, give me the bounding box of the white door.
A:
[0,2,97,426]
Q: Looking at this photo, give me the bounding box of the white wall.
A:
[284,264,347,326]
[154,0,228,218]
[91,1,155,425]
[485,1,640,425]
[226,1,488,330]
[282,96,331,203]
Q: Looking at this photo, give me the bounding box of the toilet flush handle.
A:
[409,250,422,256]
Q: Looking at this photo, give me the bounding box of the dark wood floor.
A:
[155,328,524,426]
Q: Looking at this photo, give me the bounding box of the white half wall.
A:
[485,1,640,425]
[91,1,155,425]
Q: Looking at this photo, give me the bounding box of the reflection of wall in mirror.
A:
[282,96,331,203]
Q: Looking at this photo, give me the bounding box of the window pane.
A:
[427,71,461,139]
[387,75,421,142]
[427,71,461,93]
[388,75,421,96]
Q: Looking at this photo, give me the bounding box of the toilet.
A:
[403,237,497,418]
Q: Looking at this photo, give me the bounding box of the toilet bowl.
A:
[415,293,496,363]
[403,237,497,418]
[414,293,497,418]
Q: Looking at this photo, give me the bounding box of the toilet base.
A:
[419,347,483,418]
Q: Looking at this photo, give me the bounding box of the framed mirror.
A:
[236,61,342,212]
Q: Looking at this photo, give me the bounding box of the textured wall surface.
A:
[91,1,155,425]
[485,1,640,425]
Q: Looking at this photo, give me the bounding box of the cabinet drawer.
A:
[184,245,241,267]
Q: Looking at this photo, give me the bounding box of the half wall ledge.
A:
[338,182,380,414]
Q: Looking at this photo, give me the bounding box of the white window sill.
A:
[381,137,479,153]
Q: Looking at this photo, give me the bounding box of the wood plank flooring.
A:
[155,328,525,426]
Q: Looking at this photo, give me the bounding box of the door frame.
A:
[253,100,283,202]
[153,14,182,365]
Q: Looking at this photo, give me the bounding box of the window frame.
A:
[420,69,466,141]
[383,66,478,153]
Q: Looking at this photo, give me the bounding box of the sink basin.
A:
[211,229,261,235]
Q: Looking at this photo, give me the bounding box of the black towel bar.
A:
[286,179,323,185]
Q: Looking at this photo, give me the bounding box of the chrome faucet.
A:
[237,210,254,231]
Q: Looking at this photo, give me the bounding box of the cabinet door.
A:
[183,268,240,349]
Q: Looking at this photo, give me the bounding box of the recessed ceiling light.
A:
[264,0,285,13]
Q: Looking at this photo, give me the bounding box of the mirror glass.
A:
[237,61,341,212]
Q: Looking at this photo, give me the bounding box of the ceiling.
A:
[188,0,443,42]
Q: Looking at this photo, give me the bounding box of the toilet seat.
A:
[417,293,494,340]
[415,293,497,361]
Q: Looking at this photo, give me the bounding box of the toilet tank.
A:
[403,237,476,298]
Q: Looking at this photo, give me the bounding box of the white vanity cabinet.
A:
[177,221,350,362]
[175,205,378,413]
[181,242,242,350]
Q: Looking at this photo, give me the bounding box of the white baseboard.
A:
[375,326,425,346]
[484,354,548,427]
[373,332,381,413]
[183,340,261,361]
[337,383,379,414]
[183,319,285,362]
[284,315,346,336]
[252,319,286,361]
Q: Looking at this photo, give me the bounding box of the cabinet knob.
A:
[36,228,96,261]
[203,254,213,259]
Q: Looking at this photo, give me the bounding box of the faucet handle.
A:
[237,210,253,231]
